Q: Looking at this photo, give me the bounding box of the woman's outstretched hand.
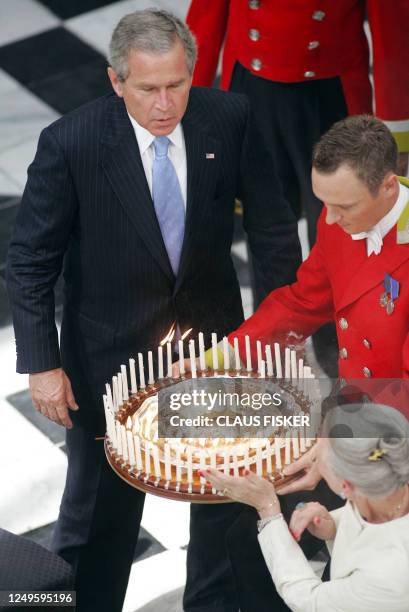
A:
[289,501,336,542]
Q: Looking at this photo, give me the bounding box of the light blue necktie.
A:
[152,136,185,275]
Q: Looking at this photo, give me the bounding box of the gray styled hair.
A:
[109,9,197,82]
[322,403,409,498]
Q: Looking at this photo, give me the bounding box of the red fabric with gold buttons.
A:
[187,0,409,120]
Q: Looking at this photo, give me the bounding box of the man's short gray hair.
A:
[109,9,197,82]
[322,403,409,498]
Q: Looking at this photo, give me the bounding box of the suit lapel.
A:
[101,96,174,282]
[175,98,221,290]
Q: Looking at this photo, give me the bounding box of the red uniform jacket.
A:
[187,0,409,146]
[229,180,409,384]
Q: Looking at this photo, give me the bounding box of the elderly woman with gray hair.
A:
[203,404,409,612]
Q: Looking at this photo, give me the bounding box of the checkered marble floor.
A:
[0,2,325,610]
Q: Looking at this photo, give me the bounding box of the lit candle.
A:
[211,333,218,370]
[233,337,240,371]
[187,446,193,484]
[189,340,197,378]
[153,445,161,478]
[291,350,297,380]
[138,353,145,389]
[117,373,123,406]
[256,443,262,476]
[176,447,182,482]
[285,432,291,464]
[121,365,129,400]
[120,425,128,462]
[116,421,122,456]
[147,351,154,385]
[274,343,283,378]
[265,345,273,377]
[164,443,172,481]
[198,332,206,371]
[178,340,185,375]
[158,346,164,379]
[127,428,136,466]
[259,359,266,379]
[129,358,137,393]
[223,450,230,475]
[199,450,206,485]
[256,340,262,373]
[274,438,282,469]
[265,440,272,474]
[292,430,300,458]
[245,335,252,372]
[223,336,230,371]
[145,443,151,476]
[166,342,172,378]
[285,348,291,379]
[133,435,143,470]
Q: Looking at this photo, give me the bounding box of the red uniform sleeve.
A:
[228,215,334,363]
[186,0,230,87]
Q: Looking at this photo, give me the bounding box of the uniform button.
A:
[249,0,260,9]
[312,10,326,21]
[339,348,348,359]
[363,367,372,378]
[308,41,320,50]
[249,28,260,41]
[251,58,262,71]
[339,378,347,388]
[304,70,316,78]
[339,318,348,330]
[363,339,371,349]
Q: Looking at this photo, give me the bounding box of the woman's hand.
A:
[202,468,281,518]
[277,445,322,495]
[289,501,336,542]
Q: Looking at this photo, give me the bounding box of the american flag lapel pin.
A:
[206,153,215,159]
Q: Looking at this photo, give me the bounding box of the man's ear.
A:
[107,67,124,98]
[383,171,398,196]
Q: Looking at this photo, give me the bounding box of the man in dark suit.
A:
[6,9,301,612]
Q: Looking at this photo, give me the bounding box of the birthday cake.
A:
[103,338,318,502]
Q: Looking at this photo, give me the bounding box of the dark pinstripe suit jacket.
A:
[7,88,301,413]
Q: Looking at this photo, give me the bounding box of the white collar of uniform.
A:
[127,112,184,155]
[351,181,409,256]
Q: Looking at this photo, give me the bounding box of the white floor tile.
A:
[0,167,22,196]
[0,0,60,47]
[66,0,191,56]
[0,325,29,398]
[0,398,67,534]
[0,137,38,189]
[141,494,190,550]
[124,548,187,612]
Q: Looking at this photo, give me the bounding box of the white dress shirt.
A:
[351,182,409,256]
[127,113,187,208]
[258,500,409,612]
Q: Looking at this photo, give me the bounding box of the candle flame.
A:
[181,327,193,340]
[160,322,176,345]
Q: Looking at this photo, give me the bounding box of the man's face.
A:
[312,164,397,234]
[108,41,192,136]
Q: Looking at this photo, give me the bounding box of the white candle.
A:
[245,335,252,371]
[105,383,114,411]
[223,450,230,475]
[120,425,128,462]
[256,444,262,476]
[187,446,193,484]
[298,358,304,381]
[211,333,218,370]
[144,443,151,475]
[285,348,291,379]
[291,350,297,380]
[300,415,307,452]
[259,359,266,379]
[121,365,129,400]
[256,340,262,373]
[244,444,250,471]
[233,448,239,477]
[117,373,123,406]
[138,353,145,389]
[158,346,164,379]
[153,445,161,478]
[274,438,282,469]
[178,340,185,375]
[265,440,272,474]
[176,447,182,482]
[292,430,300,458]
[274,343,283,378]
[189,340,197,378]
[112,376,119,411]
[210,449,217,494]
[223,336,230,371]
[265,345,273,377]
[148,351,154,385]
[233,337,240,371]
[129,358,137,394]
[116,421,122,456]
[285,432,291,464]
[198,332,206,371]
[133,435,143,470]
[164,443,172,481]
[127,429,136,466]
[199,450,206,485]
[166,342,173,378]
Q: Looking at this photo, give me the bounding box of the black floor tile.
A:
[37,0,118,20]
[6,388,66,445]
[133,527,166,562]
[0,27,110,113]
